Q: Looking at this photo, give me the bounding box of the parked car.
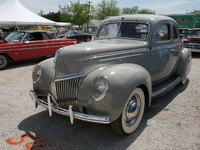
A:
[58,30,92,43]
[0,30,77,69]
[179,28,191,39]
[29,15,191,135]
[182,28,200,52]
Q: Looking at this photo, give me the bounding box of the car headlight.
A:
[91,75,109,101]
[32,64,42,83]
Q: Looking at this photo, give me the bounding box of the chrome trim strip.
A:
[187,48,200,52]
[100,53,143,62]
[29,90,111,124]
[78,48,147,62]
[55,74,87,82]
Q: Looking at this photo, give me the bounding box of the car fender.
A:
[78,63,152,121]
[33,57,54,95]
[175,48,192,80]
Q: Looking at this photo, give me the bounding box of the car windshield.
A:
[6,32,25,42]
[188,30,200,36]
[96,22,149,40]
[180,29,190,34]
[64,31,75,36]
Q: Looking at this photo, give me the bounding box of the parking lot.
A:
[0,53,200,150]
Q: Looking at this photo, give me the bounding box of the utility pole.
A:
[194,10,197,28]
[86,1,92,33]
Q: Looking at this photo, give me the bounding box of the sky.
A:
[1,0,200,15]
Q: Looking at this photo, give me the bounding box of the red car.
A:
[0,30,77,69]
[179,28,191,39]
[182,28,200,52]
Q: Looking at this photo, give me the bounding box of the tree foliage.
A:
[122,6,139,15]
[42,11,61,22]
[95,0,120,20]
[38,10,44,16]
[38,0,157,25]
[59,0,90,27]
[138,9,155,14]
[187,10,200,14]
[59,4,72,22]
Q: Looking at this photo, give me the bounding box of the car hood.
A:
[54,38,148,78]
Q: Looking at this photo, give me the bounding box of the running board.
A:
[152,76,182,99]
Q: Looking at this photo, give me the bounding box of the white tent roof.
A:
[56,22,71,27]
[0,0,57,27]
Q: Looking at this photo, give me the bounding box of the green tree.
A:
[138,9,155,14]
[187,10,200,14]
[59,5,72,22]
[42,11,61,22]
[38,10,44,16]
[59,0,91,27]
[95,0,120,20]
[122,6,139,15]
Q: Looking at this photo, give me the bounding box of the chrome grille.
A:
[185,43,200,49]
[53,74,86,108]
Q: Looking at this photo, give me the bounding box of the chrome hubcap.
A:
[125,94,141,126]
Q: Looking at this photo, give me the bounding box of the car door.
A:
[150,21,181,86]
[76,30,85,42]
[23,32,49,59]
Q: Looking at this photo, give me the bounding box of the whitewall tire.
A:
[111,88,145,135]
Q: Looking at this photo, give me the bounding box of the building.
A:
[168,14,200,28]
[82,20,103,34]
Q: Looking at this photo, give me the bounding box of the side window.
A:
[173,26,178,39]
[76,30,83,35]
[154,24,170,42]
[28,34,35,41]
[42,33,51,40]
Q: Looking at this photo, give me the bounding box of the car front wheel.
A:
[0,54,9,69]
[111,88,145,135]
[85,37,90,42]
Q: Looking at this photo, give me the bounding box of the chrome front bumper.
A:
[188,48,200,52]
[29,90,111,124]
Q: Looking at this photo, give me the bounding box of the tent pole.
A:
[15,22,19,31]
[55,26,61,36]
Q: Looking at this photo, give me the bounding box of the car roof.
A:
[189,28,200,31]
[12,30,53,33]
[179,28,191,30]
[101,14,176,24]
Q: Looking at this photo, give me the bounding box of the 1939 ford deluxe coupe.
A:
[29,15,191,135]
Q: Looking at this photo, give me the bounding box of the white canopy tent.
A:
[0,0,71,28]
[0,0,56,27]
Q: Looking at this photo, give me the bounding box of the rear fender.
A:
[78,63,152,121]
[175,48,192,80]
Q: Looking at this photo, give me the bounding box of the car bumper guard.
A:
[29,90,111,124]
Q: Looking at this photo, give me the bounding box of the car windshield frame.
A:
[188,30,200,36]
[95,21,150,41]
[64,31,75,36]
[5,32,26,42]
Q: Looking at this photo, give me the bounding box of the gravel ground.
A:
[0,53,200,150]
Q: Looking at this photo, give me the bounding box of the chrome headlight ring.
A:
[32,64,42,83]
[91,75,109,101]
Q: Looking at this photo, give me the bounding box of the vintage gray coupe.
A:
[29,14,191,135]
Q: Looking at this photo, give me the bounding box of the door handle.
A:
[171,49,176,52]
